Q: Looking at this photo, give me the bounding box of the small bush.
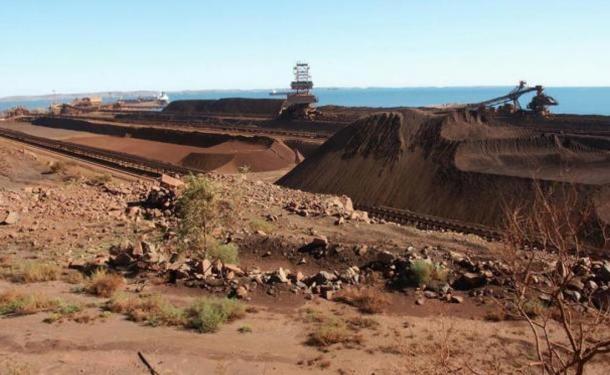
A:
[107,293,185,327]
[62,270,85,284]
[0,290,60,316]
[238,325,252,333]
[176,175,219,252]
[85,270,124,297]
[42,302,83,324]
[0,360,32,375]
[88,173,112,186]
[207,242,239,264]
[337,288,390,314]
[522,298,546,319]
[407,260,448,286]
[185,297,245,333]
[238,165,251,174]
[346,316,380,331]
[484,305,508,322]
[301,308,327,324]
[307,318,362,347]
[48,161,66,174]
[7,261,61,283]
[249,218,275,234]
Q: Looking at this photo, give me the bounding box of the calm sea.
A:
[2,87,610,116]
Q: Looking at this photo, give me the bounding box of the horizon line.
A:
[3,85,610,101]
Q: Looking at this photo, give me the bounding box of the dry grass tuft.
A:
[301,308,366,348]
[42,302,84,324]
[107,293,184,327]
[107,293,245,333]
[0,359,33,375]
[307,318,363,347]
[61,270,85,284]
[337,287,390,314]
[85,270,125,297]
[48,161,67,174]
[346,316,380,331]
[0,290,60,316]
[88,173,112,186]
[3,261,61,283]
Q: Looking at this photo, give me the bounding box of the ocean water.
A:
[2,87,610,116]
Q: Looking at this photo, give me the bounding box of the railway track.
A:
[356,204,503,241]
[52,114,333,141]
[0,127,194,177]
[0,127,503,241]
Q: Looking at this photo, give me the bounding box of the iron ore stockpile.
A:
[278,108,610,246]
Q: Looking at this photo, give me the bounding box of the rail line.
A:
[0,127,503,241]
[356,204,503,241]
[52,114,334,141]
[0,127,194,177]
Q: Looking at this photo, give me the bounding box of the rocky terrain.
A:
[1,134,610,374]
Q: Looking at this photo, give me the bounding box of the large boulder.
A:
[453,272,486,290]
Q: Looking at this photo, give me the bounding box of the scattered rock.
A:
[1,211,19,225]
[274,267,290,283]
[355,245,368,256]
[160,174,185,189]
[423,291,437,299]
[196,259,213,277]
[596,262,610,282]
[453,272,486,290]
[235,285,249,299]
[449,295,464,304]
[224,263,245,276]
[592,289,610,310]
[377,251,396,265]
[310,235,329,248]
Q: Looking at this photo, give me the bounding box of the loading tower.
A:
[271,62,318,118]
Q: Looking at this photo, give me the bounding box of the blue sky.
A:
[1,0,609,97]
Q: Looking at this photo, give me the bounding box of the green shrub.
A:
[407,260,448,286]
[249,218,275,234]
[107,293,185,327]
[176,175,219,253]
[185,297,245,333]
[207,242,239,264]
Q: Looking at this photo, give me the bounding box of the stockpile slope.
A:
[180,139,300,173]
[278,110,608,229]
[163,99,284,118]
[31,117,298,173]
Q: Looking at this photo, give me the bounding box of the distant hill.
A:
[0,91,159,103]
